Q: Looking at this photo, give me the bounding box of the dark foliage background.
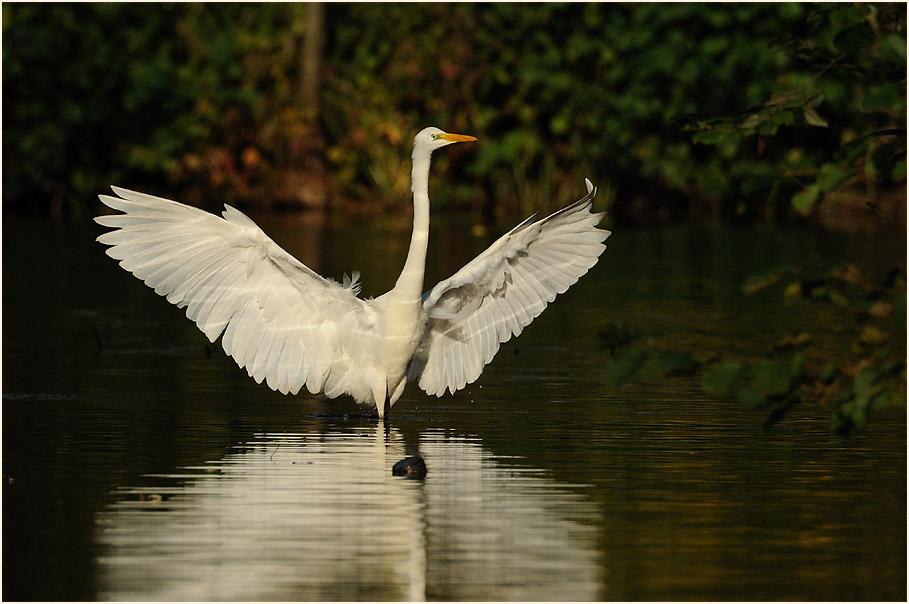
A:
[3,3,905,225]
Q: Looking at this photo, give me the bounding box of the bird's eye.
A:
[431,133,441,140]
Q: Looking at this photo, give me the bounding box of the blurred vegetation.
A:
[603,261,906,436]
[681,3,906,225]
[2,3,905,224]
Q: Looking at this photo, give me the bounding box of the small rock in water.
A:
[392,456,427,479]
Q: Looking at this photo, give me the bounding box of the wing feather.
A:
[95,186,368,397]
[411,179,610,396]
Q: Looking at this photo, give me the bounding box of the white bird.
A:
[95,127,610,418]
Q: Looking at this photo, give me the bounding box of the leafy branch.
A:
[677,3,906,221]
[602,263,906,435]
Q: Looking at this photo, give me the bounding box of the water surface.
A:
[3,215,905,600]
[96,427,600,601]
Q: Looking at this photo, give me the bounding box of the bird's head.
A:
[414,127,477,155]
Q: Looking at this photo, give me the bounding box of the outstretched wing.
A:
[409,179,610,396]
[95,186,371,397]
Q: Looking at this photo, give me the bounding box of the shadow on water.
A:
[2,214,906,600]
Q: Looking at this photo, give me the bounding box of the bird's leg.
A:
[388,378,407,408]
[373,384,388,419]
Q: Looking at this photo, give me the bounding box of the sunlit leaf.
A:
[828,290,849,306]
[880,33,907,65]
[774,332,812,350]
[871,387,904,411]
[783,281,803,300]
[816,162,854,192]
[802,108,828,127]
[831,264,863,285]
[857,325,888,347]
[742,265,793,295]
[852,364,879,408]
[804,91,824,108]
[740,113,764,131]
[791,185,820,215]
[809,285,829,300]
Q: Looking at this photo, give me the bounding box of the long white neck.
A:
[392,146,432,300]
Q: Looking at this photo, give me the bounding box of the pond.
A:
[2,211,905,600]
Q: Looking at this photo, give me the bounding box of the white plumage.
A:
[96,127,610,417]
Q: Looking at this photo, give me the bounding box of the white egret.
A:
[95,127,610,418]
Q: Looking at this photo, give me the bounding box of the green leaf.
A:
[742,171,782,196]
[809,285,829,300]
[771,109,797,127]
[752,359,792,396]
[788,354,804,380]
[880,33,907,65]
[816,162,853,192]
[791,185,820,215]
[871,388,903,411]
[833,23,874,55]
[740,113,764,131]
[820,363,838,384]
[692,129,732,145]
[852,365,877,408]
[802,108,828,127]
[743,265,793,295]
[828,290,849,306]
[758,109,797,135]
[703,361,748,396]
[804,91,824,109]
[774,332,812,350]
[604,348,649,388]
[862,83,903,112]
[891,156,906,183]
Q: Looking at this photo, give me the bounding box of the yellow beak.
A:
[439,132,478,143]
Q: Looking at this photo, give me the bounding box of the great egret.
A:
[95,127,610,418]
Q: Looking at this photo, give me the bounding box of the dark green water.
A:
[3,214,905,600]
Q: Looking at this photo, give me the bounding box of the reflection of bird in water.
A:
[95,127,610,417]
[96,428,600,601]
